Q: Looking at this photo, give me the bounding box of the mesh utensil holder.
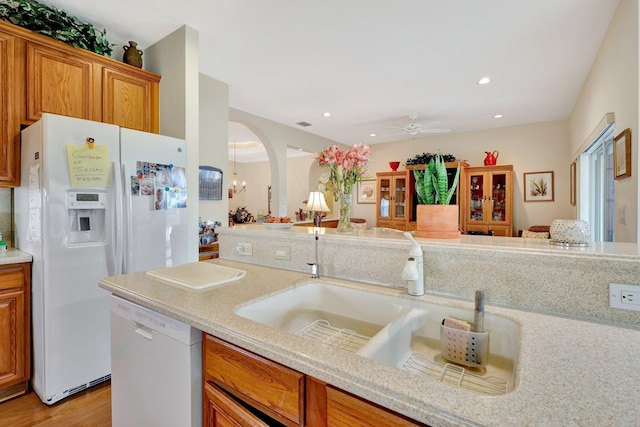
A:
[440,324,490,367]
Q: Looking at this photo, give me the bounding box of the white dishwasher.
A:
[110,295,202,427]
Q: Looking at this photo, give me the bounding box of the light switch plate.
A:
[236,243,253,256]
[274,246,290,260]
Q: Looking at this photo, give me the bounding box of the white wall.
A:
[356,121,573,233]
[228,154,318,222]
[146,25,200,261]
[569,0,638,243]
[228,108,343,217]
[199,74,229,225]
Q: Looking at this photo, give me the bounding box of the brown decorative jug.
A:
[123,41,143,68]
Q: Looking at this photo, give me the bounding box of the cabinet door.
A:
[26,42,94,121]
[487,170,512,229]
[376,172,408,228]
[465,171,486,226]
[0,30,18,186]
[102,67,159,133]
[0,264,30,400]
[377,175,392,220]
[204,381,270,427]
[391,175,408,221]
[0,289,25,389]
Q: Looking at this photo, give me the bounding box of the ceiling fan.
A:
[387,114,451,137]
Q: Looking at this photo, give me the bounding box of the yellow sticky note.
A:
[66,144,111,188]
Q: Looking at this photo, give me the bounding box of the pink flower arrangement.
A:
[317,143,371,198]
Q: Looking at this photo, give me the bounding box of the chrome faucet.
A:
[401,232,424,295]
[307,230,320,278]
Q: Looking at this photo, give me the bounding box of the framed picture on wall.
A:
[614,128,631,179]
[524,171,554,202]
[199,166,223,200]
[357,179,376,204]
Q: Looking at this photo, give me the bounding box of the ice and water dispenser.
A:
[65,190,107,244]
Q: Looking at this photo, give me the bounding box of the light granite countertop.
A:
[99,259,640,427]
[0,248,33,265]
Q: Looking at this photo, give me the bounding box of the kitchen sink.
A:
[235,281,520,395]
[234,281,408,351]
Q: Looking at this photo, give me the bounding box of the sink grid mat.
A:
[294,319,371,353]
[401,352,509,396]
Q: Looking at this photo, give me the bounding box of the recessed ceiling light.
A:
[477,77,492,85]
[370,133,377,137]
[494,114,504,119]
[323,112,331,117]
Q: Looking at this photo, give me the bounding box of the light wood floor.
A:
[0,382,111,427]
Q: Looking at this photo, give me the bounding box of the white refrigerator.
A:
[14,113,192,405]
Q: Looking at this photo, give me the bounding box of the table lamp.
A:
[305,191,330,227]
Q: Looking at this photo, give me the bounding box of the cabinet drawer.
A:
[326,386,426,427]
[204,335,304,426]
[0,266,25,291]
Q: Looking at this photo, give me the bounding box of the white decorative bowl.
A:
[550,219,590,246]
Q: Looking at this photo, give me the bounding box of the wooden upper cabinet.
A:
[26,41,94,121]
[102,66,159,133]
[0,20,161,187]
[0,30,19,186]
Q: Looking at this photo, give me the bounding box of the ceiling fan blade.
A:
[419,128,451,134]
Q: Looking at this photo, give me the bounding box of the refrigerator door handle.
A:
[122,163,133,274]
[113,162,124,275]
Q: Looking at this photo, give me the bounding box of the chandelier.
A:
[230,140,246,194]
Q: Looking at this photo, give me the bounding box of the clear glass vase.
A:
[336,192,353,232]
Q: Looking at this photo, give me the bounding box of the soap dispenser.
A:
[402,232,424,296]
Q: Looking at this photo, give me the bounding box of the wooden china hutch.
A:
[376,162,468,232]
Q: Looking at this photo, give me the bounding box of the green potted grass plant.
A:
[412,152,461,238]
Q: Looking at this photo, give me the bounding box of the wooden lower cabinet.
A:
[203,334,427,427]
[0,262,30,403]
[204,381,274,427]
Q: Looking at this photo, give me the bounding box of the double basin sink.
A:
[235,280,520,396]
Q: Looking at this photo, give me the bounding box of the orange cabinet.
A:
[203,333,427,427]
[0,30,19,186]
[0,19,160,188]
[376,171,413,231]
[101,66,159,133]
[463,165,513,236]
[0,263,30,403]
[26,41,95,122]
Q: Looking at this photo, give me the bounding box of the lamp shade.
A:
[305,192,330,212]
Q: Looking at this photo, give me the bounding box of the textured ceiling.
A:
[41,0,620,160]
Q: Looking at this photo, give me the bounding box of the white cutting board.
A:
[146,262,246,290]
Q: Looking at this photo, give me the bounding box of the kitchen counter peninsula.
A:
[100,258,640,426]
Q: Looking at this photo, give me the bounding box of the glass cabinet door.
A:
[468,173,484,222]
[394,177,406,219]
[379,178,391,218]
[490,173,507,222]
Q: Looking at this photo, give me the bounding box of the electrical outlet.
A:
[235,243,253,256]
[621,291,640,306]
[274,246,290,260]
[610,283,640,311]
